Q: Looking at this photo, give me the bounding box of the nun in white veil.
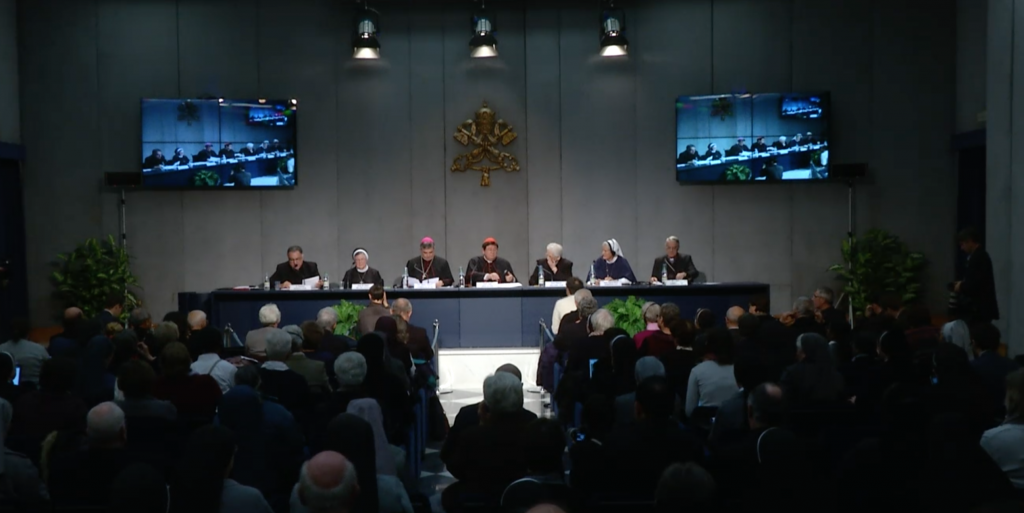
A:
[587,239,637,283]
[342,248,385,288]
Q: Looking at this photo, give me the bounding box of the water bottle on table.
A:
[661,263,668,284]
[263,274,270,291]
[590,264,597,285]
[458,266,466,288]
[323,274,330,290]
[537,264,545,286]
[402,268,409,289]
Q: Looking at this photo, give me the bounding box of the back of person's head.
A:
[87,401,126,446]
[163,311,190,342]
[160,342,193,379]
[128,308,151,329]
[659,303,681,326]
[8,318,29,341]
[171,425,236,513]
[576,296,599,318]
[152,321,179,347]
[878,329,911,361]
[39,357,77,393]
[738,313,760,338]
[264,328,293,362]
[283,325,304,351]
[749,293,770,314]
[317,307,338,332]
[933,342,972,383]
[1005,368,1024,420]
[298,451,359,513]
[523,419,566,476]
[369,285,385,301]
[573,287,593,305]
[876,291,903,313]
[483,371,523,416]
[104,291,124,310]
[334,352,368,389]
[668,318,696,348]
[695,308,716,330]
[0,353,13,382]
[258,303,281,326]
[390,298,412,318]
[792,297,814,317]
[117,360,156,400]
[879,383,929,438]
[234,364,261,389]
[705,327,735,365]
[566,277,585,295]
[589,309,615,335]
[495,363,524,381]
[852,329,880,356]
[971,322,1001,352]
[733,353,769,392]
[635,356,666,384]
[635,375,673,420]
[109,463,168,513]
[656,462,717,513]
[110,330,138,370]
[581,394,614,440]
[747,382,784,427]
[302,320,325,350]
[106,322,124,338]
[642,302,661,324]
[957,226,982,245]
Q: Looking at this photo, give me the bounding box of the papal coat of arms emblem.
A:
[451,102,519,186]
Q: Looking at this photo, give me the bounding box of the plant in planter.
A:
[332,299,366,337]
[827,229,926,314]
[193,169,221,187]
[710,96,734,120]
[604,296,648,337]
[722,165,751,181]
[177,100,201,126]
[51,235,141,320]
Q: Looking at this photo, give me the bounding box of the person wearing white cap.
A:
[587,239,637,284]
[342,248,384,288]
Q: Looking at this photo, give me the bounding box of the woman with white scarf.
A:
[587,239,637,284]
[342,248,385,288]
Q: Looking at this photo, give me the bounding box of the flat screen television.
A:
[140,99,298,188]
[675,92,830,183]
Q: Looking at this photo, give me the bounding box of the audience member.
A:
[655,462,717,513]
[633,302,661,349]
[128,308,155,349]
[74,336,116,408]
[10,358,87,451]
[355,333,411,443]
[104,322,124,338]
[502,418,571,512]
[154,341,221,421]
[567,308,615,374]
[748,294,794,378]
[812,286,845,331]
[604,375,703,497]
[171,424,274,513]
[903,303,940,352]
[595,329,638,397]
[390,298,433,362]
[0,318,50,385]
[162,310,190,344]
[94,292,123,328]
[780,333,845,408]
[784,297,826,339]
[553,292,596,352]
[858,329,922,412]
[258,328,312,420]
[315,414,379,512]
[50,307,83,342]
[48,315,97,360]
[374,316,413,378]
[971,323,1019,417]
[639,304,680,358]
[246,303,282,359]
[0,397,49,511]
[346,399,400,477]
[551,278,586,335]
[981,368,1024,489]
[442,364,535,463]
[443,371,531,511]
[283,325,331,393]
[941,319,973,360]
[862,291,903,334]
[149,321,180,362]
[190,326,237,394]
[358,286,390,337]
[299,320,335,371]
[116,360,176,421]
[293,451,361,513]
[312,353,369,453]
[920,412,1016,512]
[109,330,141,377]
[724,306,744,343]
[615,357,664,425]
[660,318,698,405]
[685,328,738,418]
[568,395,614,495]
[318,307,356,357]
[708,351,772,446]
[0,352,22,405]
[109,463,167,513]
[840,329,880,400]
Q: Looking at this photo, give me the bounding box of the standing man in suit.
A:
[954,227,1000,325]
[94,292,124,328]
[650,236,701,284]
[270,245,321,289]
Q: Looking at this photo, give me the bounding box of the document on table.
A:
[544,281,567,288]
[406,277,439,289]
[302,276,321,287]
[475,282,522,289]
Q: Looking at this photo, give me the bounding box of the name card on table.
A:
[351,283,374,290]
[475,282,523,289]
[544,281,567,288]
[287,284,312,291]
[598,280,624,287]
[664,279,689,286]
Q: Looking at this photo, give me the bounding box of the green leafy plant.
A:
[332,300,366,337]
[827,229,926,313]
[177,100,200,126]
[722,164,751,181]
[604,296,648,337]
[710,96,734,120]
[51,235,141,320]
[193,169,221,187]
[810,149,825,166]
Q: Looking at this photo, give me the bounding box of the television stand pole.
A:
[846,178,855,329]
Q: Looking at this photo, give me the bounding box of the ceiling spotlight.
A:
[353,2,381,59]
[599,1,628,57]
[469,2,497,58]
[290,99,298,105]
[218,98,224,103]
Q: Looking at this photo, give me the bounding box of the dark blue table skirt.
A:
[142,156,289,187]
[178,283,769,349]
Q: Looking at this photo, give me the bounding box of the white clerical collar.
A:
[484,257,494,264]
[605,256,617,264]
[356,266,368,273]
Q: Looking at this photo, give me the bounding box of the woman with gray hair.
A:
[529,242,575,285]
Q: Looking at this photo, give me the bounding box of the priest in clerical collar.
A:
[467,237,517,287]
[270,245,320,289]
[650,236,701,284]
[405,237,454,288]
[342,248,384,288]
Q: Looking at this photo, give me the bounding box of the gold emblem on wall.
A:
[451,101,519,186]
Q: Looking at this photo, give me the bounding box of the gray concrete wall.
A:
[0,0,19,144]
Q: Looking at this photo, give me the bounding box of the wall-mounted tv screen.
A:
[675,92,830,183]
[141,99,297,188]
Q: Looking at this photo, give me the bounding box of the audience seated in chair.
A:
[317,307,357,357]
[258,328,312,422]
[568,394,614,498]
[170,424,274,513]
[442,364,536,466]
[971,323,1020,418]
[615,357,664,425]
[685,328,739,419]
[655,462,717,513]
[108,463,167,513]
[290,451,361,513]
[189,327,237,394]
[0,397,49,511]
[501,418,571,512]
[311,352,369,453]
[154,342,221,423]
[282,325,332,394]
[246,303,282,359]
[9,358,86,460]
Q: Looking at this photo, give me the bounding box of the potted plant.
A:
[51,235,141,320]
[193,169,221,187]
[604,296,648,337]
[722,164,751,181]
[332,299,366,337]
[827,229,926,314]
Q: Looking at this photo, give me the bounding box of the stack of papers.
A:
[405,277,439,289]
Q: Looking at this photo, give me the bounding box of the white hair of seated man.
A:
[264,329,293,362]
[483,371,524,416]
[334,352,367,389]
[316,307,338,333]
[259,303,281,327]
[589,309,614,335]
[572,288,593,306]
[87,401,126,445]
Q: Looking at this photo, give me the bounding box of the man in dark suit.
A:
[727,137,750,157]
[955,227,1000,324]
[749,294,794,379]
[604,375,703,497]
[196,143,218,162]
[677,144,699,165]
[528,243,574,286]
[763,158,784,180]
[651,236,701,283]
[257,140,271,154]
[269,245,320,289]
[789,133,804,148]
[441,364,536,465]
[217,142,235,159]
[466,238,517,286]
[228,165,251,187]
[142,149,165,169]
[751,136,768,153]
[94,292,123,328]
[771,136,788,150]
[315,307,355,357]
[971,323,1019,417]
[390,298,433,361]
[812,286,845,331]
[240,142,258,157]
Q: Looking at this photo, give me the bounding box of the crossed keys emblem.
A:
[451,102,519,186]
